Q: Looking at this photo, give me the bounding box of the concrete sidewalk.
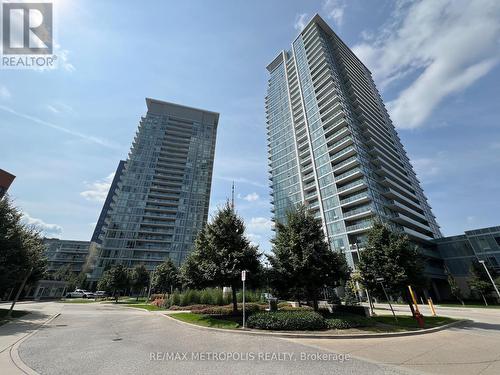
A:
[288,303,500,375]
[0,303,63,374]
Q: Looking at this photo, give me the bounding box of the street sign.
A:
[241,270,246,281]
[376,277,384,282]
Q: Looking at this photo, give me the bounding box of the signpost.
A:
[241,270,247,329]
[376,277,397,322]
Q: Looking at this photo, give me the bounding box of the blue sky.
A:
[1,0,499,252]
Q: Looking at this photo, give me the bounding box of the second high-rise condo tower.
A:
[266,15,441,267]
[92,98,218,278]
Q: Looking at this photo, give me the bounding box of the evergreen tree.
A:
[268,205,349,311]
[181,202,261,313]
[357,221,425,302]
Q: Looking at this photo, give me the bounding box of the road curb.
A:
[8,313,61,375]
[159,313,470,339]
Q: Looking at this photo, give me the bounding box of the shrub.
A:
[332,304,369,317]
[168,304,211,311]
[169,292,181,307]
[247,311,327,331]
[278,305,313,311]
[236,289,264,303]
[149,293,165,301]
[277,302,291,309]
[192,302,265,316]
[151,298,166,307]
[326,315,374,329]
[193,305,234,315]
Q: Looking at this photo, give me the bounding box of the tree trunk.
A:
[312,295,319,312]
[231,286,238,314]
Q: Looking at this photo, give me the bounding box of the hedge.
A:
[247,311,328,331]
[332,304,369,317]
[278,305,313,311]
[192,303,265,316]
[326,315,374,329]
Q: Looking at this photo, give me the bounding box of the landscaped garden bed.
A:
[166,308,458,333]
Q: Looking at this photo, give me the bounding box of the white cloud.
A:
[0,104,117,149]
[323,0,346,28]
[0,85,11,99]
[56,44,76,72]
[47,101,74,115]
[294,13,309,31]
[245,217,274,252]
[352,0,500,129]
[247,217,273,233]
[80,172,115,203]
[23,212,63,238]
[412,156,443,183]
[241,192,259,202]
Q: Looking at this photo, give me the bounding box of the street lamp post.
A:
[478,260,500,300]
[376,277,397,322]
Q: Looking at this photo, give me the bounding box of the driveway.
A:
[10,302,407,375]
[287,303,500,375]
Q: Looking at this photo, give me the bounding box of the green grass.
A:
[169,312,240,329]
[0,308,29,326]
[371,315,457,330]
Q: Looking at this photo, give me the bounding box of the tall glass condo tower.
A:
[266,15,441,267]
[92,98,218,278]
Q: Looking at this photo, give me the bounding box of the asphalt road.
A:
[17,302,410,375]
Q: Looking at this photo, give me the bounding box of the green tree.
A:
[357,221,425,303]
[52,264,87,292]
[468,261,495,306]
[0,196,47,300]
[152,259,179,295]
[343,276,360,306]
[130,264,150,300]
[446,271,465,306]
[97,264,130,302]
[181,202,261,313]
[268,205,349,311]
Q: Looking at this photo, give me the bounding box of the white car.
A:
[65,289,95,299]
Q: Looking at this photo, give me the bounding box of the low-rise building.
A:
[43,238,92,275]
[434,226,500,295]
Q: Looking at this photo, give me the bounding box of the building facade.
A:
[91,160,126,244]
[434,226,500,294]
[43,238,91,274]
[92,98,218,278]
[266,15,442,271]
[0,168,15,198]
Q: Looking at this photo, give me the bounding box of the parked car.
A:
[95,291,108,298]
[65,289,95,299]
